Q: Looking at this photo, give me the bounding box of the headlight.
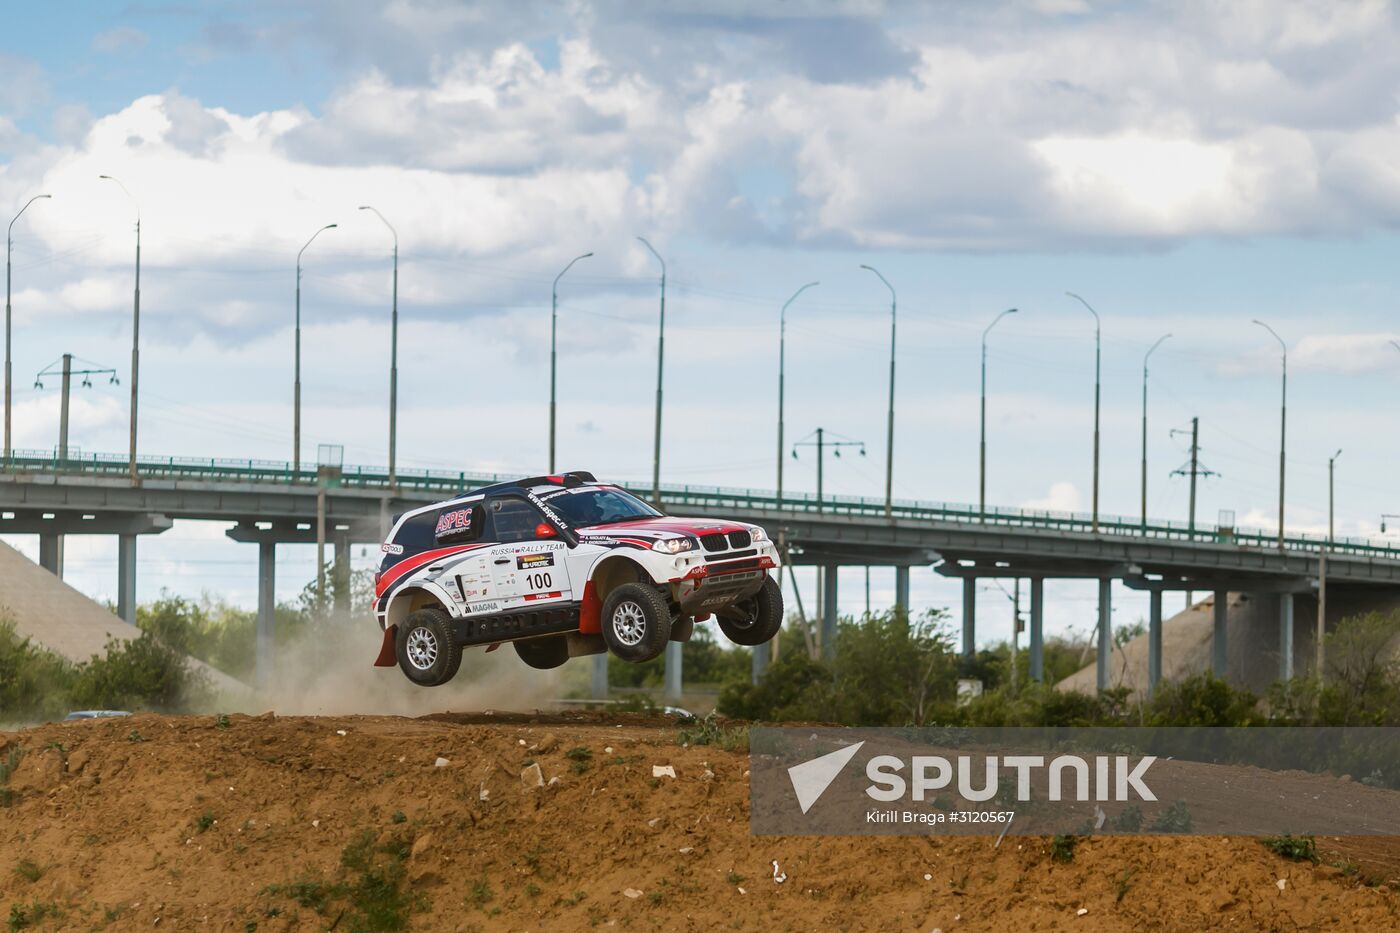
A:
[750,527,767,542]
[653,537,694,554]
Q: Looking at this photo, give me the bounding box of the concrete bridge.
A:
[4,447,1400,697]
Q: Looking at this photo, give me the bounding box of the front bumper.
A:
[675,567,768,614]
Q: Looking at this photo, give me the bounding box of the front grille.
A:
[700,533,728,552]
[728,530,752,549]
[705,548,756,564]
[705,556,761,573]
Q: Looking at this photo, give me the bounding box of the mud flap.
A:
[373,625,398,667]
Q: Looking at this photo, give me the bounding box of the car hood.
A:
[577,517,755,539]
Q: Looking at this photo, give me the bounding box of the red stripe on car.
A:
[375,543,488,596]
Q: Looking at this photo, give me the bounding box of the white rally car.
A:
[371,471,784,686]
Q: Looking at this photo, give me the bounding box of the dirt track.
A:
[3,711,1399,931]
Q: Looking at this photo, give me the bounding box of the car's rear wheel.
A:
[716,575,784,646]
[514,635,570,670]
[396,607,462,686]
[601,583,673,662]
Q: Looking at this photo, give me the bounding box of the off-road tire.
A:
[601,582,673,662]
[396,607,463,686]
[514,635,570,670]
[716,575,784,646]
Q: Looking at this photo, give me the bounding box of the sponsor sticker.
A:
[517,553,555,570]
[468,601,501,614]
[435,507,474,539]
[380,543,404,555]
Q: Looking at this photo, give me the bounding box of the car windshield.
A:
[543,487,661,528]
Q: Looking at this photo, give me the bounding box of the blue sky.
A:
[3,0,1400,648]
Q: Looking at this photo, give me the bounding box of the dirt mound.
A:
[2,712,1399,931]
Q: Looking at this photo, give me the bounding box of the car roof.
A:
[446,470,599,504]
[390,471,603,528]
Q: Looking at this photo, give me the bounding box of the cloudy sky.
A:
[3,0,1400,645]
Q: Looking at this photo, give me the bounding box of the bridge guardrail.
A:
[4,448,1399,560]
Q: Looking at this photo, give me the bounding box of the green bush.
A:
[1145,673,1259,726]
[717,609,957,725]
[1260,834,1318,863]
[1267,612,1400,726]
[0,616,74,721]
[67,632,209,712]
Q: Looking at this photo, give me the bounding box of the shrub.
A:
[1261,834,1318,863]
[0,616,74,722]
[1145,673,1259,727]
[67,632,209,712]
[1050,834,1077,863]
[1149,800,1193,833]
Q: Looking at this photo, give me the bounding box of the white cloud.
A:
[1021,481,1084,513]
[1291,334,1400,373]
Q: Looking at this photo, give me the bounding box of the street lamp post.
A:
[859,265,897,518]
[549,251,593,473]
[1065,292,1102,533]
[1329,449,1342,544]
[636,237,666,506]
[777,281,818,504]
[1319,447,1342,681]
[979,308,1018,520]
[294,223,337,476]
[1140,334,1172,530]
[358,207,399,484]
[1254,320,1287,548]
[5,194,50,461]
[98,176,141,481]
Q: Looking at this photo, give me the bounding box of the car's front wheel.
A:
[396,607,463,686]
[716,575,784,646]
[601,583,673,662]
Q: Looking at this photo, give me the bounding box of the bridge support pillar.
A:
[1279,592,1294,681]
[256,540,276,688]
[1028,577,1044,682]
[895,565,911,615]
[117,534,137,624]
[664,641,683,701]
[1096,578,1112,691]
[38,533,63,578]
[333,528,351,615]
[821,564,838,660]
[751,641,770,684]
[1212,590,1228,677]
[1147,588,1163,697]
[961,576,976,659]
[590,654,608,699]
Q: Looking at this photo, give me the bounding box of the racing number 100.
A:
[526,572,552,590]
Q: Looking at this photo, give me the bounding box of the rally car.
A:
[372,471,784,686]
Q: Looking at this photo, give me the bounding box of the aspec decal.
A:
[435,508,474,538]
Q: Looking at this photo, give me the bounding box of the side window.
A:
[381,510,438,571]
[435,504,483,544]
[488,497,543,544]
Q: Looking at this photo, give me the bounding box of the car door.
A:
[426,501,498,616]
[485,496,573,611]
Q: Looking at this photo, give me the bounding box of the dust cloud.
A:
[218,620,567,717]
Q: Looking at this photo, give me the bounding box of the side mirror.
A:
[535,523,557,538]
